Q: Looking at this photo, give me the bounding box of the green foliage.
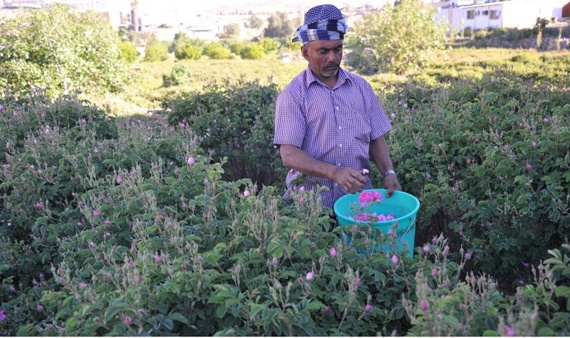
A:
[383,52,570,287]
[144,41,170,62]
[248,14,264,29]
[229,41,248,56]
[163,78,285,187]
[174,43,202,60]
[0,3,131,97]
[346,0,448,75]
[118,40,138,63]
[1,48,570,337]
[203,42,232,60]
[259,37,279,53]
[263,12,300,39]
[221,23,241,39]
[403,239,570,336]
[0,92,203,301]
[240,44,266,60]
[162,64,192,87]
[171,33,204,60]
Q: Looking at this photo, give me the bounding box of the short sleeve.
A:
[274,88,307,148]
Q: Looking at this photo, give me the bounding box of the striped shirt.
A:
[274,67,392,207]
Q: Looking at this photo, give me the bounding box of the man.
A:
[273,4,401,208]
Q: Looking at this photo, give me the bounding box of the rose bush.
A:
[0,50,569,335]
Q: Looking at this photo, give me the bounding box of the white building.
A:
[438,0,570,31]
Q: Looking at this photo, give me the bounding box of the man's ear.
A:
[301,45,309,61]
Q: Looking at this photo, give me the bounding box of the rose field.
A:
[0,46,569,336]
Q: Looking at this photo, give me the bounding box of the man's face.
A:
[302,39,343,82]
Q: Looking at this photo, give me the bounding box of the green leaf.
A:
[249,303,264,321]
[216,304,228,318]
[205,252,221,266]
[304,300,324,311]
[555,285,570,298]
[65,317,79,331]
[443,315,459,330]
[104,302,129,321]
[537,327,557,336]
[482,330,500,336]
[169,312,189,325]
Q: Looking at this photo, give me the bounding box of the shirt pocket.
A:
[340,108,371,143]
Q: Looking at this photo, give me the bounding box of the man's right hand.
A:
[334,167,367,194]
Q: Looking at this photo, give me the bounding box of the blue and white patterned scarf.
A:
[292,4,348,44]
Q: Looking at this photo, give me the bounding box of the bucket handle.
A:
[396,216,416,245]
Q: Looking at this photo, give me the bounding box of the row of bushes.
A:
[1,86,569,335]
[162,51,570,289]
[119,36,287,63]
[0,51,569,335]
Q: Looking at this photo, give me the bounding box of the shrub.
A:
[162,64,192,87]
[118,40,138,63]
[0,3,131,97]
[144,41,170,62]
[174,43,202,61]
[382,53,570,287]
[259,37,279,53]
[346,0,448,75]
[240,44,266,60]
[228,41,248,56]
[203,42,231,60]
[163,78,285,187]
[0,92,202,296]
[403,239,570,336]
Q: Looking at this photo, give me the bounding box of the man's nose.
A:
[326,51,338,62]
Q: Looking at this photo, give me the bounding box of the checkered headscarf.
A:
[292,4,347,45]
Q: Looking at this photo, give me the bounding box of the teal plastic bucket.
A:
[333,189,420,257]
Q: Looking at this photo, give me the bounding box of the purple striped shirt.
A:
[274,67,392,207]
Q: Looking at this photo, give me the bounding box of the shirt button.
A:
[338,126,342,130]
[335,106,339,110]
[339,144,343,147]
[337,163,341,166]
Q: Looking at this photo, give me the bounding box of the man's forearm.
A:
[278,144,339,180]
[369,137,395,176]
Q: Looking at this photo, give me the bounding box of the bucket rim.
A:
[333,188,420,226]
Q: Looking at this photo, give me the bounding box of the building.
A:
[437,0,570,31]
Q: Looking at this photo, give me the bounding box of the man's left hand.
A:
[384,175,401,197]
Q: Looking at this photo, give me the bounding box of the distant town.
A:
[1,0,569,43]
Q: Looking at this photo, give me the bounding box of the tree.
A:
[263,12,300,39]
[220,23,241,39]
[0,3,131,97]
[346,0,448,75]
[249,14,264,29]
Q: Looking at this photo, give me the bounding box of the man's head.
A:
[294,4,347,83]
[293,4,347,46]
